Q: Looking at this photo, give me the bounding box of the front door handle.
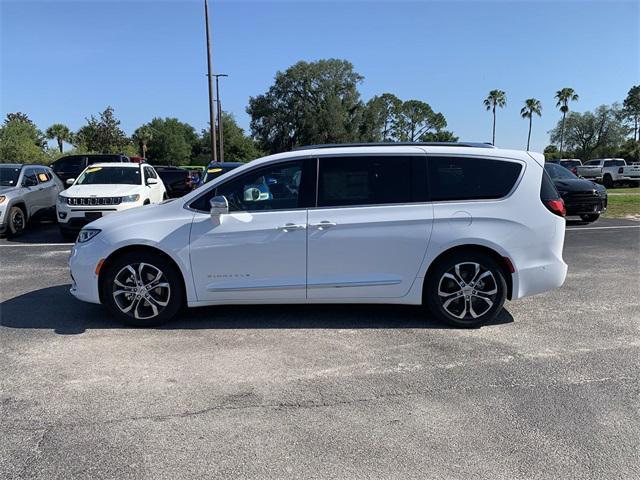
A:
[276,223,306,232]
[310,221,337,230]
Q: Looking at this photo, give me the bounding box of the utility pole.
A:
[214,74,228,162]
[204,0,217,162]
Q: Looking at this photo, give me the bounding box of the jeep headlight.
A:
[77,228,101,243]
[57,194,66,205]
[121,194,140,202]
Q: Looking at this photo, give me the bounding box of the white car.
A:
[576,158,640,187]
[57,162,166,240]
[68,143,568,328]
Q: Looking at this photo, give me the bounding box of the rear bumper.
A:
[513,259,568,299]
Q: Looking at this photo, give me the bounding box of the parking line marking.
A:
[0,243,73,247]
[566,225,640,231]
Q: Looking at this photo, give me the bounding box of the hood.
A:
[0,186,20,196]
[553,178,605,192]
[62,184,143,197]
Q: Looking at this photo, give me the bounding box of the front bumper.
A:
[68,239,109,304]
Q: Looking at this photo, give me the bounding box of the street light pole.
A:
[204,0,217,162]
[214,74,228,162]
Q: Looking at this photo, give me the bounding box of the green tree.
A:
[550,104,627,160]
[483,90,506,145]
[132,125,154,158]
[420,130,459,142]
[554,87,579,157]
[195,112,263,164]
[247,59,363,153]
[145,117,197,165]
[520,98,542,150]
[359,93,402,142]
[73,106,129,153]
[543,144,561,160]
[623,85,640,145]
[45,123,72,153]
[0,113,47,163]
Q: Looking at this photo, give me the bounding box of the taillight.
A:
[545,199,566,217]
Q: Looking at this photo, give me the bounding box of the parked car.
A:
[200,162,243,185]
[57,163,166,240]
[576,158,640,187]
[559,159,582,175]
[51,154,130,184]
[0,164,63,236]
[68,143,568,328]
[544,162,607,223]
[153,166,192,198]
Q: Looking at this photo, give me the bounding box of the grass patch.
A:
[604,193,640,219]
[608,186,640,194]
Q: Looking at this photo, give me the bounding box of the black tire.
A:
[603,175,614,189]
[7,205,27,237]
[425,250,507,328]
[101,250,184,327]
[580,213,600,223]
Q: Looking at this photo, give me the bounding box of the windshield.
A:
[0,166,21,186]
[545,162,576,180]
[75,166,141,185]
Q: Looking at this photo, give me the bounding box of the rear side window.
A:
[53,156,84,172]
[317,156,427,207]
[428,157,522,201]
[540,169,560,201]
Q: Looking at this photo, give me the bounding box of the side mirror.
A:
[209,195,229,218]
[66,178,75,186]
[146,177,158,185]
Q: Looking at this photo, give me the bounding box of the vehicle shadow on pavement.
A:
[0,285,514,334]
[1,222,68,244]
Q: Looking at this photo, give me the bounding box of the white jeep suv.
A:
[68,143,568,327]
[57,163,166,240]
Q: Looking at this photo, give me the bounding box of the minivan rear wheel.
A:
[425,251,507,328]
[102,251,183,327]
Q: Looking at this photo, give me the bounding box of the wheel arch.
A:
[98,244,188,305]
[422,244,514,302]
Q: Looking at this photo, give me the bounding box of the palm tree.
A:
[554,88,579,157]
[483,90,507,145]
[132,125,154,158]
[45,123,72,153]
[520,98,542,150]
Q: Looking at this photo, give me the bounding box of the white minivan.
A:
[68,143,568,327]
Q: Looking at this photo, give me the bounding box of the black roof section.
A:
[293,142,495,151]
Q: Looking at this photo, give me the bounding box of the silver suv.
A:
[0,164,62,236]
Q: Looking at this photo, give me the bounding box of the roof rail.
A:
[292,142,495,151]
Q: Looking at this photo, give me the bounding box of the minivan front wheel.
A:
[426,251,507,328]
[102,251,183,327]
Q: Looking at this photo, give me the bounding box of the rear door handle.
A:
[276,223,306,232]
[310,221,337,230]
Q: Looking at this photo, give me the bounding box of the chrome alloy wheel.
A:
[437,262,498,320]
[112,263,171,320]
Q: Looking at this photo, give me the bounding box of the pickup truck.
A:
[576,158,640,188]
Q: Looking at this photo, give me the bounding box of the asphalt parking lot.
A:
[1,219,639,480]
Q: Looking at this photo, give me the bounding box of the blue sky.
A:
[1,0,638,153]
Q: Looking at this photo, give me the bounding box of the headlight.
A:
[0,195,6,204]
[121,194,140,202]
[77,228,101,243]
[57,194,66,205]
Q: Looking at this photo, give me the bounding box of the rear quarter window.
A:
[428,157,523,201]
